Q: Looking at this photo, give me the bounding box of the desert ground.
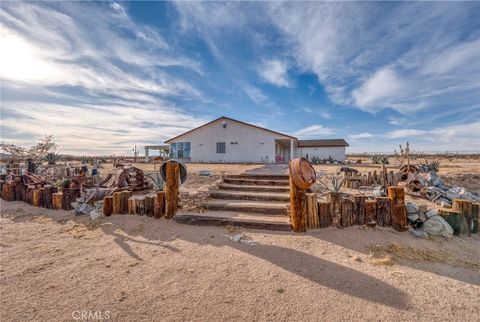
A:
[1,156,479,321]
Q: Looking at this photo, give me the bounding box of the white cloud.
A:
[298,106,331,119]
[349,132,374,139]
[244,85,268,104]
[294,125,335,138]
[258,59,292,87]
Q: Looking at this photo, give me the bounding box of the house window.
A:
[216,142,226,154]
[170,142,190,158]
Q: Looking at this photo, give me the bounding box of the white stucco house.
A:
[162,116,349,163]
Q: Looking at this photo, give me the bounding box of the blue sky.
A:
[1,1,479,155]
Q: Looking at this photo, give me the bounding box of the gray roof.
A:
[297,139,349,147]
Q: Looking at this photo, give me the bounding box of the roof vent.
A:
[221,120,227,128]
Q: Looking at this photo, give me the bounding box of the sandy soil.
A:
[1,201,479,322]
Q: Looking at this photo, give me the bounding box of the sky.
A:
[1,1,479,155]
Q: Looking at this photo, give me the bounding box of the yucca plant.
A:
[146,172,165,191]
[423,159,441,172]
[371,154,389,164]
[45,152,62,165]
[316,175,345,192]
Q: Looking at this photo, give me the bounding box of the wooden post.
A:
[112,192,122,214]
[1,183,15,201]
[155,191,165,218]
[452,199,473,236]
[472,203,479,234]
[144,195,155,217]
[289,175,307,233]
[376,197,392,227]
[135,197,146,216]
[120,191,132,214]
[43,185,57,209]
[165,162,180,219]
[353,195,366,225]
[52,192,63,210]
[438,209,461,235]
[62,188,79,210]
[128,197,136,214]
[387,186,407,232]
[103,196,113,217]
[365,200,377,225]
[32,189,43,207]
[26,185,35,204]
[14,179,26,202]
[306,193,319,229]
[329,192,341,228]
[318,201,331,228]
[367,172,372,185]
[341,197,354,227]
[373,170,378,184]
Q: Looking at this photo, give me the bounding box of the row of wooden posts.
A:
[342,169,402,188]
[291,177,408,233]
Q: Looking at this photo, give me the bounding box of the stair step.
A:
[203,200,288,215]
[210,191,290,202]
[174,212,291,231]
[227,174,289,180]
[223,178,289,186]
[218,183,290,193]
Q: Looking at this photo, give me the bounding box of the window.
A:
[170,142,190,158]
[216,142,226,154]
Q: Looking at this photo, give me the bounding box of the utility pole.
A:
[133,144,138,163]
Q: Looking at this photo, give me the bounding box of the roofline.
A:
[297,140,350,147]
[164,116,297,143]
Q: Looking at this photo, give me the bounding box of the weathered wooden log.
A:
[472,203,479,234]
[62,188,79,210]
[367,172,372,185]
[376,197,392,227]
[145,195,155,217]
[26,185,35,204]
[329,192,342,228]
[387,186,407,232]
[452,199,473,236]
[155,191,166,218]
[112,192,122,214]
[14,179,27,202]
[135,197,146,216]
[365,200,377,225]
[120,191,132,214]
[52,192,63,210]
[341,197,354,227]
[306,193,319,229]
[438,209,462,235]
[290,176,307,232]
[128,197,136,214]
[32,188,43,207]
[103,196,113,217]
[2,183,15,201]
[373,170,378,184]
[387,172,394,186]
[42,185,57,209]
[353,195,366,225]
[0,180,3,199]
[165,162,180,219]
[318,201,331,228]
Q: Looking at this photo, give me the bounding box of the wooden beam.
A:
[376,197,392,227]
[165,162,180,219]
[103,196,113,217]
[155,191,165,218]
[289,175,307,232]
[387,186,407,232]
[329,192,341,228]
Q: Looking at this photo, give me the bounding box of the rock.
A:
[425,208,438,219]
[407,213,420,221]
[406,201,419,214]
[409,227,428,238]
[422,215,453,239]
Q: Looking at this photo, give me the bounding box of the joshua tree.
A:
[1,135,57,161]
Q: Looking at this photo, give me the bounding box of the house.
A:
[163,116,349,163]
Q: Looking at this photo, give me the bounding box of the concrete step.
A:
[203,200,288,215]
[174,212,291,231]
[218,183,290,193]
[223,178,289,186]
[227,174,289,180]
[210,190,290,202]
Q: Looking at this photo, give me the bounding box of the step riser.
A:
[223,178,289,186]
[210,192,290,202]
[218,185,289,193]
[227,175,289,180]
[205,204,287,216]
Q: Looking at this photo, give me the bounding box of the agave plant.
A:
[45,152,62,165]
[316,175,345,192]
[146,172,165,191]
[423,159,441,172]
[371,154,389,164]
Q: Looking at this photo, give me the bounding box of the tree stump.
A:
[376,197,392,227]
[52,193,63,210]
[165,162,180,219]
[155,191,165,218]
[128,197,136,214]
[14,179,27,202]
[135,198,146,216]
[329,192,341,228]
[353,195,366,225]
[290,176,307,232]
[318,201,331,228]
[306,193,319,229]
[112,192,122,214]
[365,200,377,226]
[62,188,79,210]
[121,191,132,214]
[26,185,36,204]
[32,189,43,207]
[387,186,407,231]
[452,199,473,236]
[341,197,354,227]
[2,183,15,201]
[144,195,155,217]
[103,196,113,217]
[43,185,57,209]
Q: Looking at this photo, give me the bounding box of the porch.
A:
[275,138,296,163]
